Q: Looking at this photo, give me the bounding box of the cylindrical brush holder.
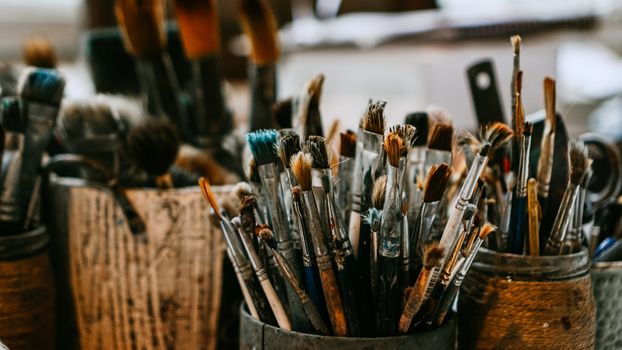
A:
[47,177,228,350]
[458,248,595,350]
[239,304,456,350]
[591,261,622,350]
[0,225,55,350]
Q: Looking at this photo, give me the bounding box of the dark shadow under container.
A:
[0,225,55,350]
[458,248,595,350]
[591,261,622,350]
[239,304,456,350]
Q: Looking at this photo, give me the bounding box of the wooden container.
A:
[458,248,595,350]
[0,226,55,350]
[591,261,622,350]
[47,177,227,350]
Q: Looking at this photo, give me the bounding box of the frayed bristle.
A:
[384,132,403,168]
[115,0,167,58]
[339,130,357,158]
[363,207,382,231]
[569,140,590,185]
[481,122,513,153]
[248,158,260,183]
[290,152,313,190]
[389,124,416,156]
[276,132,301,168]
[306,135,330,169]
[523,122,533,136]
[428,123,453,152]
[1,97,26,132]
[237,0,279,65]
[254,224,277,248]
[372,175,387,209]
[18,67,65,106]
[423,243,445,269]
[246,129,278,165]
[511,35,521,54]
[173,0,220,58]
[404,112,428,146]
[234,182,254,200]
[199,177,222,220]
[273,98,293,129]
[479,223,497,240]
[362,99,386,134]
[424,163,452,203]
[128,118,180,177]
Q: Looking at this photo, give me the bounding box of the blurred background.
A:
[3,0,622,136]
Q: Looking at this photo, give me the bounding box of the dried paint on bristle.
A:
[424,163,452,203]
[23,35,57,68]
[569,140,590,185]
[115,0,167,58]
[423,243,445,269]
[372,175,387,210]
[384,132,403,168]
[362,99,387,134]
[482,122,513,152]
[290,152,313,191]
[306,136,330,169]
[428,123,453,152]
[234,182,254,200]
[199,177,222,219]
[18,67,65,106]
[246,129,278,165]
[255,224,277,248]
[523,122,533,136]
[363,208,382,228]
[479,223,497,240]
[276,132,301,168]
[237,0,279,65]
[404,112,428,147]
[339,131,357,158]
[128,119,180,177]
[511,35,521,54]
[389,124,416,156]
[173,0,220,58]
[249,158,261,184]
[273,98,293,129]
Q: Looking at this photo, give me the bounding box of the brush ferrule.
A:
[545,183,580,255]
[218,219,249,269]
[258,163,290,243]
[337,156,354,218]
[459,154,489,204]
[517,134,532,196]
[301,190,331,258]
[293,197,313,264]
[233,219,265,272]
[402,214,410,271]
[417,201,441,256]
[379,165,402,258]
[350,135,364,211]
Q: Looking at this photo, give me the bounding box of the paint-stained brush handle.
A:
[317,255,349,336]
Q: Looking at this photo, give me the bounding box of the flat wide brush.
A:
[115,0,187,138]
[237,0,279,131]
[424,123,453,180]
[173,0,232,146]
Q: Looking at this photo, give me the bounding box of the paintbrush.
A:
[173,0,233,147]
[291,152,349,336]
[405,112,429,230]
[231,217,292,330]
[527,178,541,256]
[237,0,279,131]
[510,35,521,133]
[254,225,331,335]
[398,242,445,334]
[276,130,303,244]
[127,118,180,189]
[433,223,497,326]
[370,175,387,303]
[298,74,325,139]
[307,135,362,336]
[544,141,590,255]
[114,0,187,138]
[562,169,592,254]
[537,77,557,222]
[389,124,416,189]
[0,97,26,230]
[424,123,453,180]
[273,98,293,129]
[337,130,356,225]
[508,121,533,254]
[198,177,277,325]
[376,132,404,336]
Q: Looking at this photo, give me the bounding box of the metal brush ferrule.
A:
[301,190,330,258]
[459,153,490,205]
[337,156,354,219]
[545,184,580,254]
[417,201,441,256]
[379,165,402,258]
[219,219,249,270]
[402,214,410,271]
[293,198,313,267]
[258,163,290,243]
[233,218,268,276]
[350,136,364,212]
[517,134,532,196]
[363,130,384,177]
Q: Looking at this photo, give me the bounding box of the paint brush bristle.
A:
[372,175,387,209]
[273,98,293,129]
[423,163,452,203]
[569,140,590,185]
[290,152,313,191]
[362,99,387,134]
[463,204,477,221]
[18,67,65,106]
[199,177,221,220]
[114,0,167,59]
[423,242,445,269]
[428,123,454,152]
[481,122,513,152]
[237,0,279,65]
[404,112,428,147]
[339,130,357,158]
[384,132,403,168]
[479,223,497,240]
[389,124,416,156]
[234,182,254,200]
[306,135,330,169]
[247,129,279,165]
[363,207,382,230]
[255,224,277,249]
[276,132,301,168]
[173,0,220,58]
[127,118,180,178]
[511,35,521,54]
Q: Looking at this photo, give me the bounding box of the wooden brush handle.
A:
[256,268,292,330]
[304,265,328,322]
[240,267,277,325]
[316,255,349,336]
